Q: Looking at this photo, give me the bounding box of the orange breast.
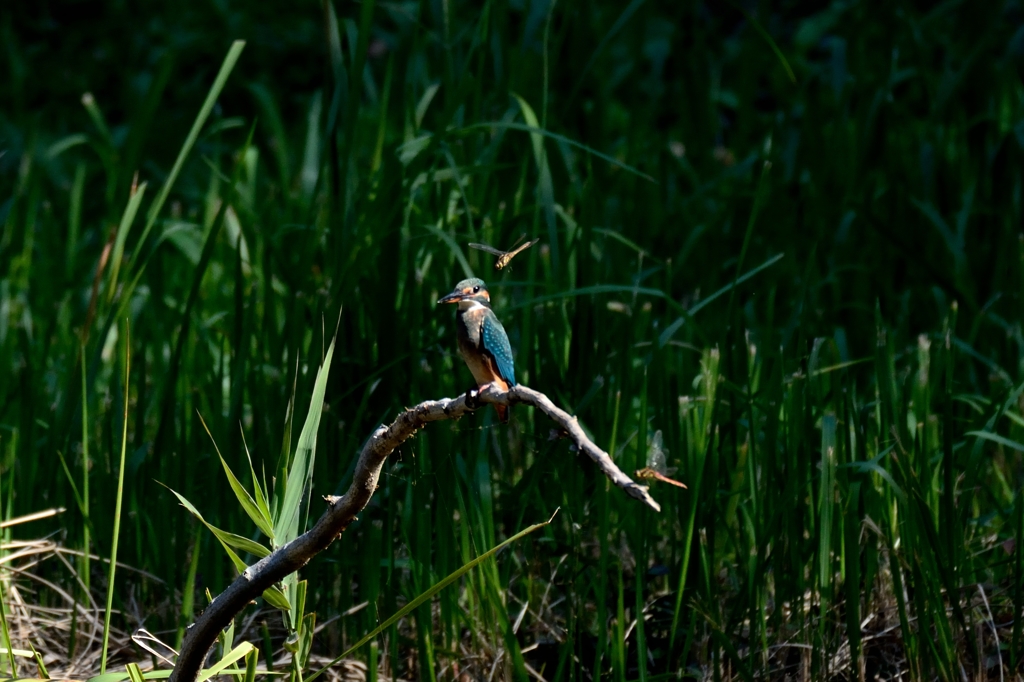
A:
[461,345,505,388]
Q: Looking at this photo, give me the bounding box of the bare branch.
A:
[169,384,661,682]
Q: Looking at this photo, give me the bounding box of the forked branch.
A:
[169,383,660,682]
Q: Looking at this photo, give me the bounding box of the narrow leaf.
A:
[106,182,148,303]
[197,642,256,682]
[458,121,656,183]
[274,337,336,546]
[220,454,275,540]
[125,663,146,682]
[135,40,247,253]
[241,430,274,538]
[168,488,270,559]
[967,430,1024,453]
[197,413,275,540]
[261,585,291,611]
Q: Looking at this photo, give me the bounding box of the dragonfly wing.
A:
[468,243,504,256]
[647,430,666,470]
[649,448,666,472]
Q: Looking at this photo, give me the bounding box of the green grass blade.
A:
[842,480,862,672]
[670,349,720,653]
[151,123,255,456]
[80,343,91,593]
[729,1,797,84]
[67,162,85,281]
[511,94,544,166]
[125,662,145,682]
[660,253,785,346]
[842,448,905,501]
[105,181,148,303]
[966,430,1024,452]
[46,133,90,160]
[423,220,477,278]
[940,316,957,582]
[613,564,626,682]
[176,524,202,649]
[240,430,274,540]
[512,93,558,274]
[100,321,130,674]
[1015,489,1024,668]
[243,645,258,682]
[415,84,441,131]
[197,642,256,682]
[81,92,114,148]
[271,335,336,625]
[517,284,684,312]
[28,641,49,679]
[513,254,782,319]
[132,40,246,260]
[458,121,656,183]
[54,449,88,522]
[818,415,837,629]
[273,336,336,546]
[0,562,16,678]
[260,586,291,612]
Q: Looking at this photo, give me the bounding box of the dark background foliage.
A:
[3,0,1024,677]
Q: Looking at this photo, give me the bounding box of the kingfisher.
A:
[437,278,516,422]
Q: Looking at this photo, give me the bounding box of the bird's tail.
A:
[495,403,510,424]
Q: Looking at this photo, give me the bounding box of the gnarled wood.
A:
[169,384,660,682]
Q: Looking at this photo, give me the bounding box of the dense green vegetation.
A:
[3,0,1024,678]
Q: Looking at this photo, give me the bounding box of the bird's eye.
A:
[473,285,480,293]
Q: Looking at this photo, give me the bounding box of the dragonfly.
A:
[468,234,540,270]
[635,430,687,488]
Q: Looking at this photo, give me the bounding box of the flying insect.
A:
[468,234,540,270]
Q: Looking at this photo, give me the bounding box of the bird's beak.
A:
[437,290,464,304]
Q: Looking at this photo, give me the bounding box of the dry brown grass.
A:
[0,509,150,679]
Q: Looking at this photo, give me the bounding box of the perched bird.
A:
[437,278,516,422]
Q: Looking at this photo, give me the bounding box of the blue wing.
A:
[481,311,517,386]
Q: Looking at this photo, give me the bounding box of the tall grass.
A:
[2,0,1024,677]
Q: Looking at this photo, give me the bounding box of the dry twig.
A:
[169,383,661,682]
